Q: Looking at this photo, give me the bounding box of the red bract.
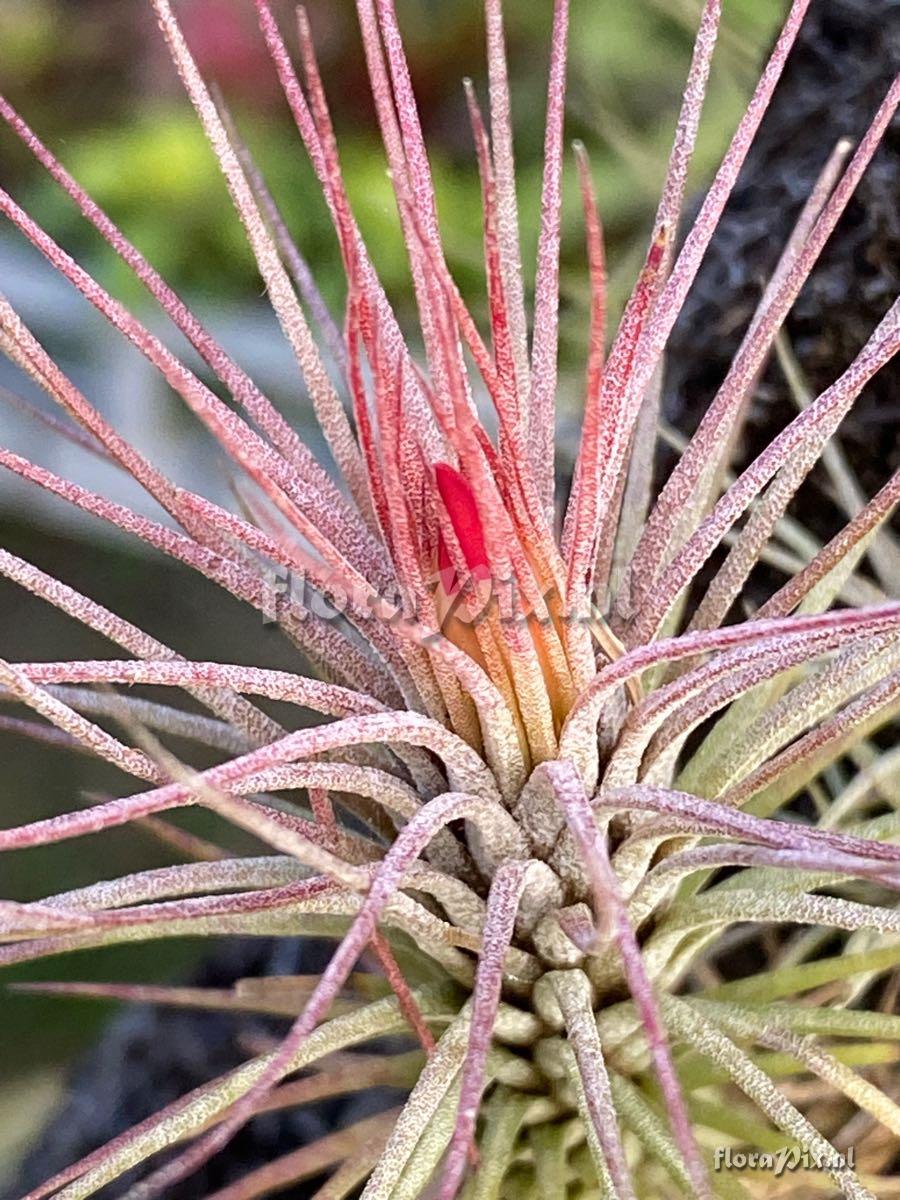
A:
[1,2,899,1198]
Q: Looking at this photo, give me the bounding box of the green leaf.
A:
[702,942,900,1004]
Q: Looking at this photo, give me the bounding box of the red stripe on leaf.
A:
[435,463,491,580]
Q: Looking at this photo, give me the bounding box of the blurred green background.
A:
[0,0,786,1174]
[2,0,787,317]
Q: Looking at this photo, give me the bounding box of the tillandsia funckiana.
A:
[1,0,900,1197]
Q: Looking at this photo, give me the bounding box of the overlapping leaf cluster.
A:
[1,1,899,1197]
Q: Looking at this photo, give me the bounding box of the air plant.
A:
[1,0,899,1197]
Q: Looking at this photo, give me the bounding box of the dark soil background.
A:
[665,0,900,526]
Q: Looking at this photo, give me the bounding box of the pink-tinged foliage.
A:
[438,860,530,1199]
[1,1,899,1198]
[542,760,712,1198]
[200,1108,401,1200]
[628,76,900,621]
[563,0,722,586]
[528,0,570,514]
